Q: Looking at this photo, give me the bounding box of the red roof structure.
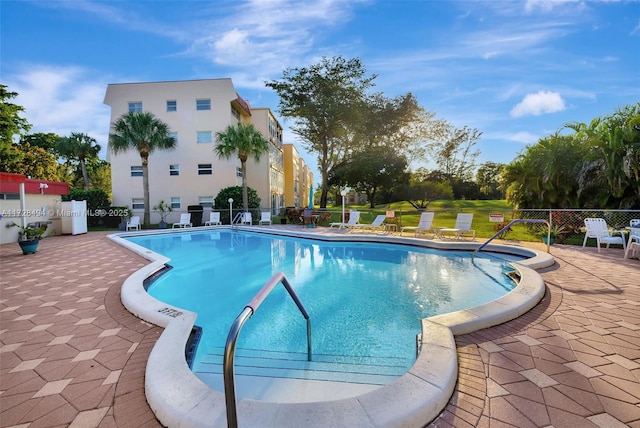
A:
[0,172,70,196]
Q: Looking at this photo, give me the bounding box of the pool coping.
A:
[108,226,554,428]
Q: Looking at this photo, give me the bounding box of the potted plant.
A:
[153,200,173,229]
[10,222,47,255]
[541,224,566,245]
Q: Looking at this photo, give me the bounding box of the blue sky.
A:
[2,0,639,177]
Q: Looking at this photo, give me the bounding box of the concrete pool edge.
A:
[108,227,553,427]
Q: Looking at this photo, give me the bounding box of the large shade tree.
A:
[215,122,270,213]
[56,132,101,190]
[0,85,32,172]
[109,112,176,226]
[266,56,375,208]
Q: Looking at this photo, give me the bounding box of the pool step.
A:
[194,347,412,386]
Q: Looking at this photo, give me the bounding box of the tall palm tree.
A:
[215,122,270,213]
[56,132,101,190]
[109,112,176,226]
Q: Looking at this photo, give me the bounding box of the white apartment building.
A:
[104,79,289,224]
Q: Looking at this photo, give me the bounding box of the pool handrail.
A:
[473,219,551,259]
[223,272,312,428]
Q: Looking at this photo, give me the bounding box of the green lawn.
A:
[322,200,544,242]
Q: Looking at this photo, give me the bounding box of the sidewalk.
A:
[1,231,638,427]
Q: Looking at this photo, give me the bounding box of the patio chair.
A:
[401,212,436,238]
[582,218,625,252]
[624,219,640,259]
[172,213,192,228]
[330,210,360,229]
[126,216,140,231]
[438,213,475,240]
[240,212,252,225]
[350,214,387,233]
[204,212,221,226]
[259,212,272,225]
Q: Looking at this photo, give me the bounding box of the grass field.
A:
[322,200,544,242]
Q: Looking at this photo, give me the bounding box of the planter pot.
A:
[18,239,39,255]
[158,221,168,229]
[280,218,287,225]
[542,235,555,245]
[118,223,126,231]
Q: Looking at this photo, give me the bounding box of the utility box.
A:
[60,200,88,235]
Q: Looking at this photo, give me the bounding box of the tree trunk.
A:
[80,158,90,190]
[241,161,249,213]
[142,155,150,226]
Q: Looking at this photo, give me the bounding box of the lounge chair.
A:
[439,213,475,240]
[625,220,640,259]
[401,212,436,238]
[126,216,140,231]
[205,212,221,226]
[259,212,272,225]
[582,218,626,252]
[330,210,360,229]
[172,213,192,228]
[350,214,387,233]
[240,212,252,225]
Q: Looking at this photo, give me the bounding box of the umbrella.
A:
[308,185,313,209]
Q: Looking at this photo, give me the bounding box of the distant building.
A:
[104,79,313,224]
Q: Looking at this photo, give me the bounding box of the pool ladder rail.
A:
[472,218,551,260]
[223,272,311,428]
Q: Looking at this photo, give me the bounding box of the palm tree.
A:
[56,132,101,190]
[215,122,270,213]
[109,112,176,226]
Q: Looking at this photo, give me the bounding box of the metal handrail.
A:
[231,212,243,227]
[223,272,311,428]
[472,219,551,259]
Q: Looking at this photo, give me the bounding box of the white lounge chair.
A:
[439,213,475,240]
[126,216,140,231]
[625,219,640,259]
[350,214,387,233]
[330,210,360,229]
[240,212,252,225]
[582,218,626,252]
[205,212,221,226]
[259,212,272,225]
[172,213,192,228]
[401,212,436,238]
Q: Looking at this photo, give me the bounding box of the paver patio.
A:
[1,229,638,427]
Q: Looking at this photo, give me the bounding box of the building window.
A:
[167,100,177,112]
[130,166,143,177]
[0,193,20,200]
[199,196,214,208]
[132,198,144,209]
[231,107,240,121]
[236,167,243,178]
[169,164,180,176]
[128,102,142,113]
[197,131,212,144]
[168,132,178,144]
[198,164,212,175]
[196,99,211,111]
[170,197,181,209]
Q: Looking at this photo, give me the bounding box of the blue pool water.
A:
[127,230,519,377]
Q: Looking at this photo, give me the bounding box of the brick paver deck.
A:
[1,230,638,427]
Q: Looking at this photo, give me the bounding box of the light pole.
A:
[340,189,347,229]
[228,198,234,224]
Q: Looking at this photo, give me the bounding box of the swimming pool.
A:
[112,226,552,427]
[128,230,520,391]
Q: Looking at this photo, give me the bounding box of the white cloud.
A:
[510,91,566,117]
[7,65,111,157]
[509,131,540,144]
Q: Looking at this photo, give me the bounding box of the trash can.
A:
[188,205,203,226]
